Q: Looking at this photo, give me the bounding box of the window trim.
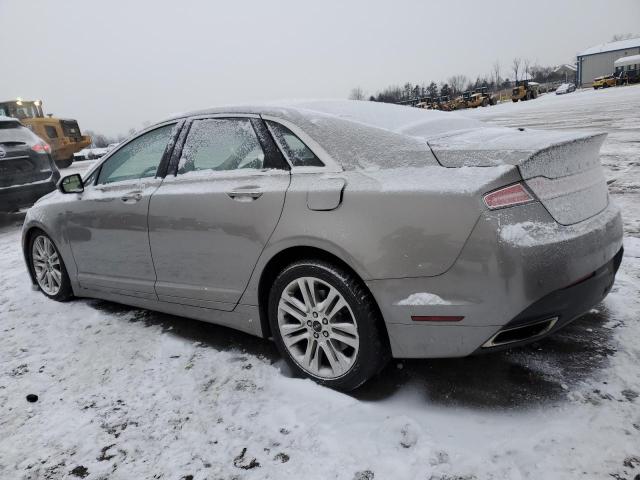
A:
[166,114,288,177]
[260,115,342,173]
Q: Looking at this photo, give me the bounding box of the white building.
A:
[577,38,640,86]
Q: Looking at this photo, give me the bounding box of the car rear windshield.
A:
[0,121,38,144]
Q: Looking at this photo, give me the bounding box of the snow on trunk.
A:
[428,127,609,225]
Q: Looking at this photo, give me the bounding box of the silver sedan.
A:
[21,101,623,390]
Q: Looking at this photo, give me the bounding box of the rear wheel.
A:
[29,232,73,301]
[268,259,388,391]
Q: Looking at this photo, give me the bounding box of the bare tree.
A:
[492,60,501,90]
[611,33,639,41]
[511,57,522,84]
[448,75,469,95]
[523,58,531,81]
[348,86,366,100]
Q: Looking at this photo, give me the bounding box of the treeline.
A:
[351,59,574,103]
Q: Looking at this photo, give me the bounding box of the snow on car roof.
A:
[168,100,484,170]
[578,37,640,57]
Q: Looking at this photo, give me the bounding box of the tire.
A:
[268,259,389,391]
[482,98,489,107]
[56,157,73,169]
[28,231,74,302]
[512,98,518,102]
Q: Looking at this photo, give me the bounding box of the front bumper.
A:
[366,201,624,358]
[0,174,59,212]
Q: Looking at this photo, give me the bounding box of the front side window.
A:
[97,124,175,185]
[266,121,324,167]
[178,118,265,174]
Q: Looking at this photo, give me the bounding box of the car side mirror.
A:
[58,173,84,194]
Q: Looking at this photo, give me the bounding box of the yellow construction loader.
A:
[0,98,91,168]
[466,87,497,108]
[511,81,539,102]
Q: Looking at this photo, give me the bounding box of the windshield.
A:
[0,101,43,120]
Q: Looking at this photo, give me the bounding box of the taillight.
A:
[483,183,535,210]
[31,143,51,154]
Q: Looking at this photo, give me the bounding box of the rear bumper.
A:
[367,201,624,358]
[0,174,59,212]
[473,246,622,353]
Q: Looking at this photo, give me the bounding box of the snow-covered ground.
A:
[1,87,639,479]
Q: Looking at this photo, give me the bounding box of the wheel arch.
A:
[256,245,390,348]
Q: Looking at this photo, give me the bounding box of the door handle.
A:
[121,192,142,203]
[227,189,263,201]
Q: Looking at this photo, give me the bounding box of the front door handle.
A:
[227,189,263,201]
[121,192,142,203]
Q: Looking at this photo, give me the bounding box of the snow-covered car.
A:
[0,116,60,212]
[556,83,576,95]
[74,147,109,160]
[21,101,623,390]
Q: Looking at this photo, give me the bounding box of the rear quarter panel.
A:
[240,165,521,304]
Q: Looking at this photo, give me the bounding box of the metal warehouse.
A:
[577,38,640,86]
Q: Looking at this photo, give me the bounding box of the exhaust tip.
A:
[482,317,558,348]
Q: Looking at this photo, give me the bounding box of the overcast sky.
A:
[1,0,638,136]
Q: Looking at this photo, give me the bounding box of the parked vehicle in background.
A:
[22,101,623,390]
[0,99,91,169]
[0,116,60,212]
[512,81,539,102]
[466,87,497,107]
[592,75,618,89]
[555,83,576,95]
[73,147,109,161]
[614,54,640,85]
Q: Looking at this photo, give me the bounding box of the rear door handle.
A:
[227,190,263,200]
[121,191,142,203]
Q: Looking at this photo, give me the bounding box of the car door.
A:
[148,115,290,310]
[66,122,180,298]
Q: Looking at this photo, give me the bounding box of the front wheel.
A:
[268,260,389,391]
[29,232,73,301]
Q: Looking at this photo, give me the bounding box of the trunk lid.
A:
[427,127,609,225]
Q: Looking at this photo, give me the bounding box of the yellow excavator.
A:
[0,98,91,168]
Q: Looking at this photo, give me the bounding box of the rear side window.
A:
[178,118,265,174]
[265,121,324,167]
[0,121,38,144]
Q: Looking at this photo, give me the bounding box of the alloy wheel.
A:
[277,276,360,379]
[32,235,62,296]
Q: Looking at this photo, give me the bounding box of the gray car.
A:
[21,101,623,390]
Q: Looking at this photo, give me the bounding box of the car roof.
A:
[163,100,483,170]
[0,115,22,124]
